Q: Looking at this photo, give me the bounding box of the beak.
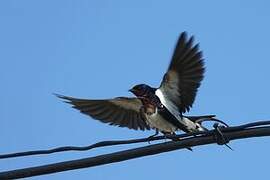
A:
[129,89,134,93]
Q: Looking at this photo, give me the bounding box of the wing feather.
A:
[159,32,205,114]
[56,94,150,131]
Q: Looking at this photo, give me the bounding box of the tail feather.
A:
[184,115,216,123]
[184,115,229,131]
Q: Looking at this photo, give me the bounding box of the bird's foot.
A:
[162,132,193,151]
[147,129,159,144]
[213,123,233,151]
[162,132,177,141]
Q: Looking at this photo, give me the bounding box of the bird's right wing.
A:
[158,32,205,115]
[56,94,150,131]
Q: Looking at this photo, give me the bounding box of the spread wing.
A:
[159,32,205,114]
[56,94,150,131]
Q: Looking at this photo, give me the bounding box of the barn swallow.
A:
[56,32,215,136]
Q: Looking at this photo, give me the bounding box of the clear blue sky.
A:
[1,0,270,179]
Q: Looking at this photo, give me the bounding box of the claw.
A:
[162,132,193,151]
[147,129,159,144]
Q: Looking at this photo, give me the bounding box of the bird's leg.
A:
[162,131,178,141]
[147,129,159,144]
[161,131,174,140]
[213,123,233,151]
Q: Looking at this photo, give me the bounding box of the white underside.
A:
[146,111,177,132]
[146,112,202,132]
[150,89,203,132]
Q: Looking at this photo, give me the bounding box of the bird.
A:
[56,32,215,138]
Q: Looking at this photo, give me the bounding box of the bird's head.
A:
[129,84,153,97]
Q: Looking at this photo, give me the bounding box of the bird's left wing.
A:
[56,94,150,131]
